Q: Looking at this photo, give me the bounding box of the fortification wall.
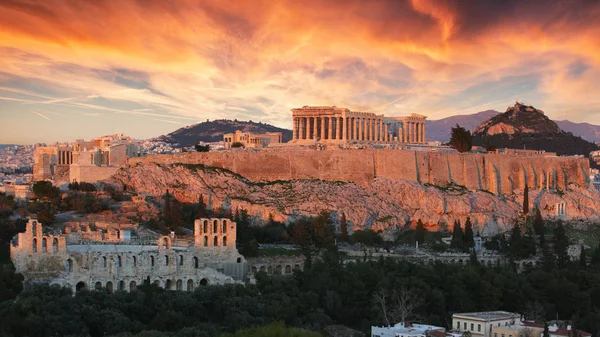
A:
[127,150,589,194]
[70,165,119,183]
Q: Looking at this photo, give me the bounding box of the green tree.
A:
[509,222,522,259]
[523,183,529,215]
[553,221,569,268]
[579,245,587,270]
[32,181,58,199]
[533,208,545,246]
[469,251,479,266]
[195,144,210,152]
[541,243,556,272]
[450,220,463,249]
[463,217,474,249]
[543,323,550,337]
[449,124,473,153]
[339,212,348,242]
[197,194,207,218]
[415,219,426,244]
[591,240,600,269]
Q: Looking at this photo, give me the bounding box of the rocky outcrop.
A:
[110,163,600,237]
[473,102,560,135]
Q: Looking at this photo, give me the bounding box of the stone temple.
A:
[290,106,427,144]
[10,218,248,292]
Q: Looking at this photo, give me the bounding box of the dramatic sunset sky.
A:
[1,0,599,143]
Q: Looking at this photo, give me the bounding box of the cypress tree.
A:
[464,217,475,249]
[543,323,550,337]
[553,221,569,269]
[339,212,348,242]
[197,194,206,218]
[451,220,464,249]
[523,183,529,215]
[509,222,522,258]
[533,208,545,246]
[579,245,587,270]
[415,219,426,244]
[591,240,600,269]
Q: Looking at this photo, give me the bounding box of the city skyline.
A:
[1,0,600,144]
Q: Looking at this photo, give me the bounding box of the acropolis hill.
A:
[116,148,600,236]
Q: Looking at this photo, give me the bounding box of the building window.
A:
[133,256,137,267]
[464,323,467,330]
[222,220,227,233]
[179,255,183,266]
[494,334,498,337]
[213,236,218,246]
[151,256,155,267]
[164,255,169,266]
[213,220,218,233]
[117,256,122,267]
[42,238,47,253]
[193,257,199,269]
[103,256,107,268]
[203,220,208,233]
[223,236,227,246]
[502,334,505,337]
[66,259,73,273]
[32,238,37,253]
[471,324,474,331]
[478,324,481,332]
[457,322,460,329]
[53,238,58,252]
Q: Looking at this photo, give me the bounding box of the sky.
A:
[1,0,600,144]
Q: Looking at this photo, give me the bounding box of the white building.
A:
[372,322,446,337]
[452,311,520,337]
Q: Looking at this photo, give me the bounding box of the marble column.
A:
[336,117,341,140]
[358,118,363,141]
[421,123,425,143]
[384,124,389,142]
[293,118,298,140]
[344,117,348,140]
[410,122,415,143]
[327,117,333,140]
[402,123,407,143]
[374,119,379,142]
[311,117,316,140]
[320,116,325,140]
[299,117,305,139]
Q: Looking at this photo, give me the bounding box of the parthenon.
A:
[290,106,427,144]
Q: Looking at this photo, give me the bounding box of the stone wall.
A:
[128,149,589,194]
[69,165,119,183]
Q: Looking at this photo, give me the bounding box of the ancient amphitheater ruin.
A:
[10,218,254,292]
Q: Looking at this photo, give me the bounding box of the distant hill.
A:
[426,110,498,142]
[156,119,293,147]
[471,102,598,156]
[427,110,600,143]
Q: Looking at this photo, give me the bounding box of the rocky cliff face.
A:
[473,102,560,136]
[111,163,600,237]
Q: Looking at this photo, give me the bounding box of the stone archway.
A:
[129,281,137,292]
[76,281,87,292]
[200,278,208,286]
[187,279,194,291]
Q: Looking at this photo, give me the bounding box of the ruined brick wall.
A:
[128,150,589,194]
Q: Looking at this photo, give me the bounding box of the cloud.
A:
[31,110,50,120]
[1,0,600,143]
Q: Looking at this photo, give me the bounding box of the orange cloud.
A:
[1,0,600,142]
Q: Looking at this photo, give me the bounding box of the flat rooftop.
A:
[453,311,520,320]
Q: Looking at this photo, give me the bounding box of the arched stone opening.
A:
[106,281,113,293]
[95,282,102,291]
[133,256,137,267]
[176,279,183,291]
[259,266,266,272]
[285,265,292,274]
[150,256,155,267]
[237,257,242,263]
[193,257,199,269]
[153,280,160,287]
[166,279,173,290]
[32,238,37,253]
[213,236,218,247]
[102,256,107,268]
[53,238,58,253]
[267,266,273,274]
[204,236,208,247]
[187,279,194,291]
[117,256,122,267]
[66,259,73,273]
[223,236,227,246]
[200,278,208,286]
[294,264,300,270]
[251,266,257,273]
[32,221,37,234]
[222,220,227,233]
[129,281,137,292]
[213,220,218,233]
[164,255,169,266]
[76,282,87,292]
[275,265,282,275]
[203,220,208,233]
[42,238,47,253]
[458,259,463,265]
[118,281,125,291]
